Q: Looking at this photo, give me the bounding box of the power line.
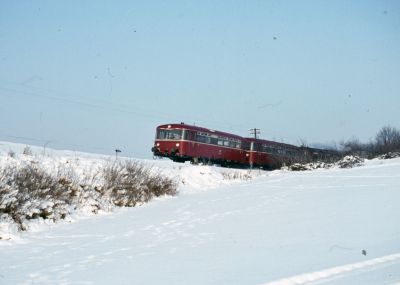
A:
[0,86,166,120]
[0,82,249,134]
[0,131,109,153]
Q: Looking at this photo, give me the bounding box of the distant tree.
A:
[341,137,371,157]
[375,125,400,154]
[341,137,360,153]
[298,138,308,148]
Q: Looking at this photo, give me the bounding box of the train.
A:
[151,123,338,169]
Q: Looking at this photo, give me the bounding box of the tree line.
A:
[341,125,400,158]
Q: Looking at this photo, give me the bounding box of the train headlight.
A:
[156,143,160,147]
[246,153,249,157]
[176,143,180,147]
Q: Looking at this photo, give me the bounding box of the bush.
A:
[0,163,76,230]
[103,161,177,207]
[285,156,366,171]
[287,163,310,171]
[336,155,364,168]
[286,162,332,171]
[378,152,400,160]
[221,171,252,180]
[0,160,177,231]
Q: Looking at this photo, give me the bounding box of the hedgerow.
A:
[0,160,177,231]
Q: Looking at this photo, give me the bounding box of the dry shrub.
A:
[221,171,252,180]
[379,152,400,159]
[0,160,177,231]
[287,163,310,171]
[103,161,177,207]
[286,156,364,171]
[0,163,81,230]
[337,155,364,168]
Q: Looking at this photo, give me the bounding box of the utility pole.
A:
[249,128,260,139]
[43,140,52,156]
[115,149,121,159]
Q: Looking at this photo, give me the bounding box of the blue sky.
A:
[1,1,399,157]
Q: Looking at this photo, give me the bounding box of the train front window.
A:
[157,129,183,140]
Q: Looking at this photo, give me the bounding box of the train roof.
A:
[245,137,300,150]
[156,123,244,140]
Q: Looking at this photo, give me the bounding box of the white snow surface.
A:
[1,141,400,284]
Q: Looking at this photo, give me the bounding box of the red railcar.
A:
[245,138,303,169]
[152,123,248,166]
[152,123,338,169]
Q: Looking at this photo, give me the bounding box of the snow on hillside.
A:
[1,141,400,284]
[0,141,256,192]
[0,141,258,237]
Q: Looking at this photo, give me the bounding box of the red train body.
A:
[151,123,337,169]
[151,123,248,167]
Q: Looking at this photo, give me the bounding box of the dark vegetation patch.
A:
[0,160,177,231]
[286,126,400,171]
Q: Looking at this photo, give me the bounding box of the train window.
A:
[188,130,197,140]
[196,135,207,143]
[265,146,278,154]
[242,141,251,151]
[183,130,190,140]
[157,129,183,140]
[191,132,242,148]
[195,132,210,144]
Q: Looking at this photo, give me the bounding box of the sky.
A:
[0,0,399,158]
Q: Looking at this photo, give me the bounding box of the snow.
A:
[1,141,400,284]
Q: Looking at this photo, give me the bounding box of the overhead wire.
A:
[0,79,250,134]
[0,130,111,153]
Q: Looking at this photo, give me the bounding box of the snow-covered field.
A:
[1,141,400,284]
